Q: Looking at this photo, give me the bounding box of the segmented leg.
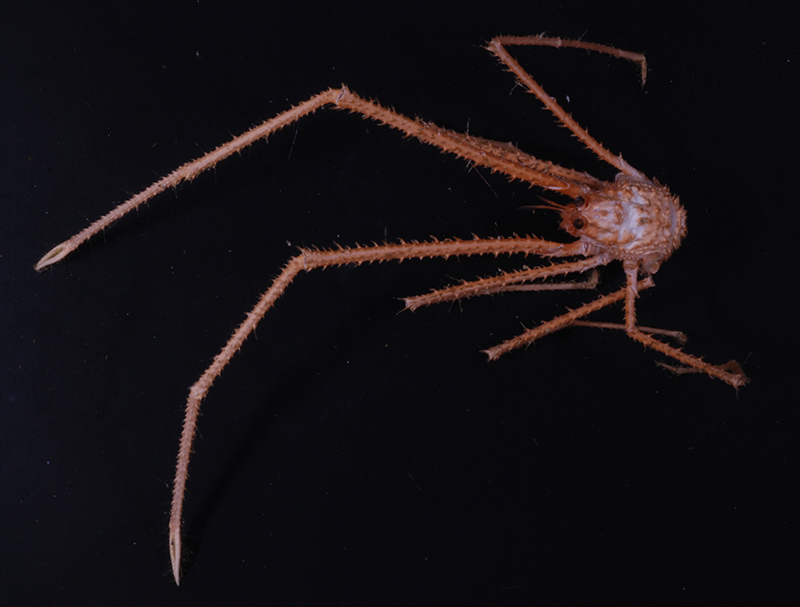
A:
[35,80,602,272]
[403,256,607,310]
[34,36,748,587]
[482,267,746,387]
[483,277,654,360]
[168,235,582,583]
[486,36,648,179]
[623,265,745,387]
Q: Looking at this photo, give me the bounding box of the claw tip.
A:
[169,528,182,585]
[35,242,71,271]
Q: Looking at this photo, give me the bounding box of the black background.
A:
[2,1,797,604]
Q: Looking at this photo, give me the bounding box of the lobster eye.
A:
[574,197,585,208]
[572,217,586,230]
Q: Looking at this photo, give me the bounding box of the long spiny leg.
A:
[403,256,606,311]
[618,265,748,388]
[484,265,747,387]
[35,90,341,269]
[168,234,577,584]
[482,277,655,361]
[36,84,599,272]
[486,35,647,179]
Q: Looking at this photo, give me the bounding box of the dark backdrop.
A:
[2,1,796,604]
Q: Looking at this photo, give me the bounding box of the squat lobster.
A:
[36,35,748,584]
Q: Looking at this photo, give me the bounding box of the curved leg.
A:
[36,83,600,271]
[168,234,583,583]
[484,264,748,388]
[619,265,748,387]
[486,35,647,179]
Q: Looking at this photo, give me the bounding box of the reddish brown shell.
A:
[560,174,687,273]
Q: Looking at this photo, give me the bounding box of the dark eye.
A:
[572,218,585,230]
[574,197,585,208]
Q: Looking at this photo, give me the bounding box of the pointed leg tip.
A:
[169,528,182,585]
[35,242,71,271]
